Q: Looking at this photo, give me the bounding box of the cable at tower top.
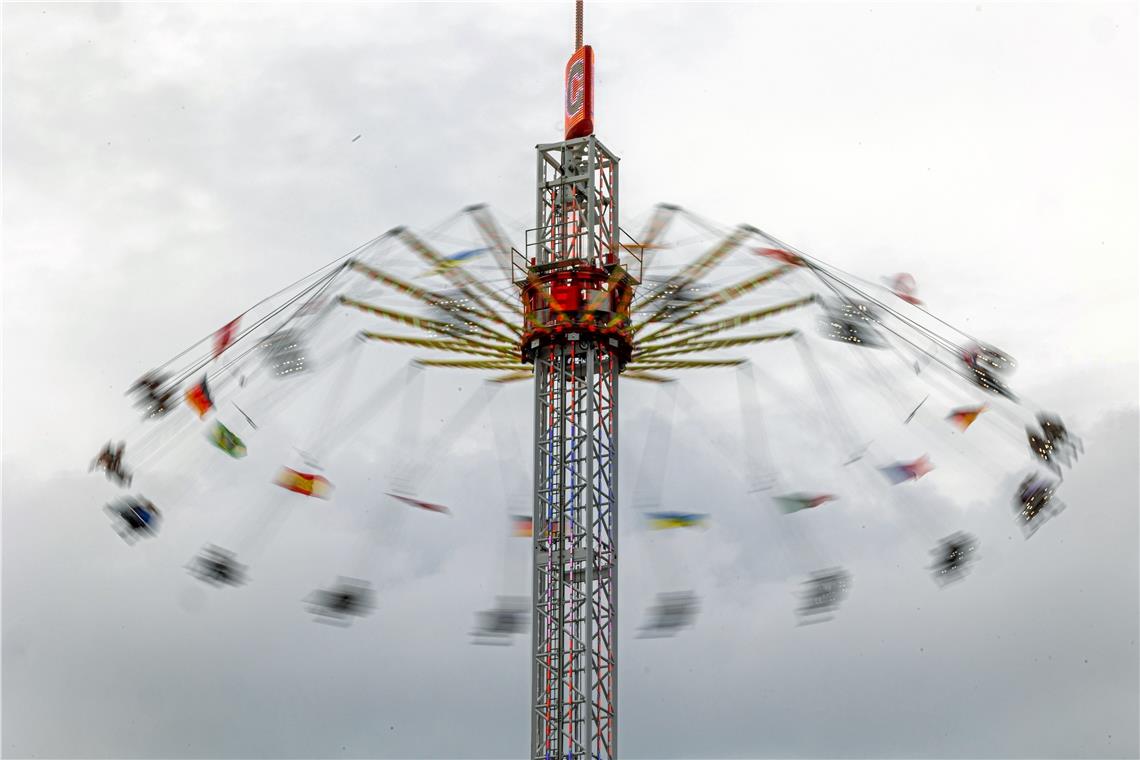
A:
[575,0,583,50]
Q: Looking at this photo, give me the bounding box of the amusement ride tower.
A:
[517,5,635,756]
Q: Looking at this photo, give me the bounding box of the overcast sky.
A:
[3,2,1137,758]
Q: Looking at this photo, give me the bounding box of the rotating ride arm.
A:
[620,370,674,384]
[464,204,526,292]
[636,264,795,343]
[632,330,798,360]
[631,223,757,324]
[413,358,533,371]
[626,358,748,371]
[632,203,680,268]
[339,296,516,348]
[636,295,818,357]
[347,260,516,345]
[360,332,517,360]
[394,227,522,331]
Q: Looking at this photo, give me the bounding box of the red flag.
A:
[755,248,805,267]
[887,273,923,305]
[213,318,239,359]
[184,377,214,418]
[388,492,451,515]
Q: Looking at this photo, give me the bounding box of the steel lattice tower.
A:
[516,37,640,753]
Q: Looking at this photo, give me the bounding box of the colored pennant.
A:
[208,421,247,458]
[755,247,805,267]
[646,511,708,530]
[879,455,934,485]
[422,248,486,277]
[510,515,533,537]
[274,467,332,499]
[947,404,987,431]
[775,493,837,514]
[894,291,922,305]
[213,318,240,359]
[388,492,451,515]
[886,273,923,305]
[184,376,214,418]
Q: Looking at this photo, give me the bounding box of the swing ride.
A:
[89,3,1084,758]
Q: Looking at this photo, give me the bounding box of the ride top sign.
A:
[564,45,594,139]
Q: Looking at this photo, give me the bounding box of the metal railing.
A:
[514,227,643,287]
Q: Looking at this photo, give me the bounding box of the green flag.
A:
[209,421,247,459]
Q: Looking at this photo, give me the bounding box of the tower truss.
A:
[522,135,633,760]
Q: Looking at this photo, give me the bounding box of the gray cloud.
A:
[3,2,1137,758]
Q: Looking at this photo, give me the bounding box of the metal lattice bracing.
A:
[532,342,618,759]
[527,135,623,759]
[533,136,619,270]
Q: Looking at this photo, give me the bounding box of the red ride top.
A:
[519,263,635,366]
